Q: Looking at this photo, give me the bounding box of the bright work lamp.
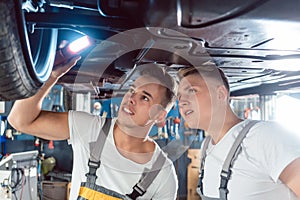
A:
[54,35,95,66]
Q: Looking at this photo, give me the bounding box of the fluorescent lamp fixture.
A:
[67,36,91,54]
[176,0,182,26]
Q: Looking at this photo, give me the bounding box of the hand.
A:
[50,40,81,80]
[51,53,81,80]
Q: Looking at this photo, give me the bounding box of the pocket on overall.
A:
[77,182,126,200]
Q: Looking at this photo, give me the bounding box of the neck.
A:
[113,123,155,164]
[113,122,155,152]
[207,107,242,144]
[115,119,152,140]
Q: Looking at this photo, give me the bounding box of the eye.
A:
[188,88,197,94]
[177,94,181,100]
[141,95,150,102]
[128,87,135,94]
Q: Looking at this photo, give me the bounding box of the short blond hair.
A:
[177,66,230,92]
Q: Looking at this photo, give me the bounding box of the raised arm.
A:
[8,54,81,141]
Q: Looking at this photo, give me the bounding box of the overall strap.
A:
[219,120,259,199]
[197,136,212,195]
[86,118,112,184]
[126,151,167,200]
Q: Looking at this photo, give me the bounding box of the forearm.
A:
[8,76,58,131]
[8,55,80,139]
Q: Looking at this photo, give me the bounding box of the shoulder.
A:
[246,120,296,141]
[249,120,279,131]
[245,120,300,181]
[68,110,100,120]
[244,120,300,160]
[68,111,108,143]
[68,110,106,127]
[241,120,285,148]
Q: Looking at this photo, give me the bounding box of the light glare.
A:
[68,36,91,53]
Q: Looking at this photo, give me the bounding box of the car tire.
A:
[0,0,57,100]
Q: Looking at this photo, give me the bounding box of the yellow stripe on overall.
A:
[77,182,126,200]
[78,185,123,200]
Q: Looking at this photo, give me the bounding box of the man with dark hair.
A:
[135,63,177,111]
[177,65,300,200]
[8,55,178,199]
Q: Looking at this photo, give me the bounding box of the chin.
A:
[184,121,197,129]
[190,119,204,129]
[119,117,143,128]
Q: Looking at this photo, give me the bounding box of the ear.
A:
[154,109,167,126]
[217,85,228,101]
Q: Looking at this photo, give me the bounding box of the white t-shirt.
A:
[68,111,178,200]
[202,120,300,200]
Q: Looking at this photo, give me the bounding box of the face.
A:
[178,74,214,130]
[118,75,167,128]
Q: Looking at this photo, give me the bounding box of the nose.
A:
[129,93,136,105]
[178,95,189,108]
[178,100,188,108]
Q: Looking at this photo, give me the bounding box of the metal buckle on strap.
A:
[219,170,231,195]
[132,184,146,196]
[85,159,101,183]
[220,170,231,182]
[126,183,146,200]
[88,159,101,168]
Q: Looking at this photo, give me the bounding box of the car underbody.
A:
[1,0,300,100]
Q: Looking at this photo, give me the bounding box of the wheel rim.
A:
[29,28,58,82]
[15,0,58,84]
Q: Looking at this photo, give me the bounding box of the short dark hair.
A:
[177,66,230,92]
[136,63,177,110]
